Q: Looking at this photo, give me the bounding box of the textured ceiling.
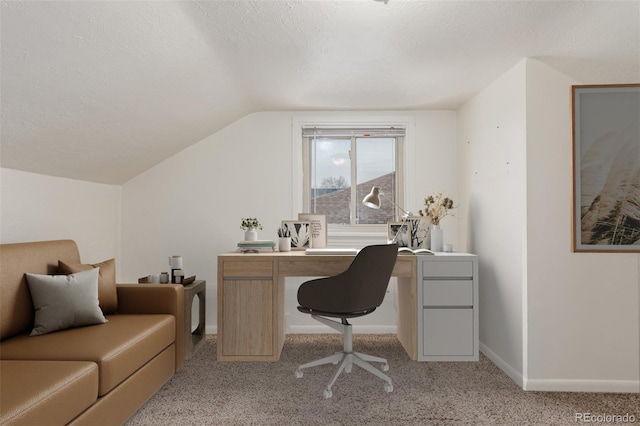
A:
[1,1,639,184]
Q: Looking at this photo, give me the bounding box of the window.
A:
[302,126,405,228]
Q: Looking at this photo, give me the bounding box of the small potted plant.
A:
[240,218,263,241]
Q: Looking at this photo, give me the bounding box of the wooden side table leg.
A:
[183,280,206,360]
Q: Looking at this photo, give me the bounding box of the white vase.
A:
[244,229,258,241]
[278,237,292,252]
[430,225,443,252]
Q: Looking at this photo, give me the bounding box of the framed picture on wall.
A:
[281,220,312,250]
[298,213,327,248]
[387,222,412,248]
[572,84,640,252]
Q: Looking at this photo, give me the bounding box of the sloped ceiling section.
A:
[1,1,638,184]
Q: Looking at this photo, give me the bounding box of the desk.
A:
[217,251,478,362]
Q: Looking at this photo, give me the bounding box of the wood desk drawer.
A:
[423,280,473,307]
[222,260,273,278]
[422,261,473,278]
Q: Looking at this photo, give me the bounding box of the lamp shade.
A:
[362,186,381,209]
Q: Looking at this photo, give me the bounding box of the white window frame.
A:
[292,115,416,245]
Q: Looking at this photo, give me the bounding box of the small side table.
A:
[183,280,206,360]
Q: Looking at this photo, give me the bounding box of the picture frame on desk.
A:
[571,84,640,252]
[298,213,327,248]
[388,222,412,248]
[281,220,311,250]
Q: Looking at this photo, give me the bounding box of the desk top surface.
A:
[218,250,473,258]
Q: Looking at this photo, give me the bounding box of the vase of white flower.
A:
[240,218,263,241]
[430,225,443,252]
[419,193,454,252]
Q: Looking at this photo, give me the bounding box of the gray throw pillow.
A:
[25,267,107,336]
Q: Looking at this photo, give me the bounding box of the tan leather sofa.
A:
[0,240,184,425]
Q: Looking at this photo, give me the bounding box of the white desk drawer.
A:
[423,308,474,356]
[422,260,473,278]
[423,280,473,307]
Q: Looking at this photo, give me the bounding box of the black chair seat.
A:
[296,306,376,319]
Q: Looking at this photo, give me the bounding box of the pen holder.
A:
[279,237,292,252]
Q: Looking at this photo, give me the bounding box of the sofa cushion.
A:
[0,314,175,396]
[1,240,81,341]
[25,268,107,336]
[0,360,98,426]
[58,258,118,314]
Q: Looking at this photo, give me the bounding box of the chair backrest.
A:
[297,244,398,315]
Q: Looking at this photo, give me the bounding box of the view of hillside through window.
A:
[310,137,397,225]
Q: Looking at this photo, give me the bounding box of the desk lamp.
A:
[362,186,412,244]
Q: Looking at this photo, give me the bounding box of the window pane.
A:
[356,138,396,224]
[310,138,351,225]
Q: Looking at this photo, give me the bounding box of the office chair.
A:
[294,244,398,398]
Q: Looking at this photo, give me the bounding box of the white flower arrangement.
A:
[419,192,454,226]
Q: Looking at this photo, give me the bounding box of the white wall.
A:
[3,70,637,392]
[120,110,458,333]
[457,61,528,384]
[524,59,639,392]
[0,168,122,265]
[458,58,640,392]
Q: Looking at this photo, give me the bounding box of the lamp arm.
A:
[380,193,412,218]
[390,214,410,245]
[380,194,412,245]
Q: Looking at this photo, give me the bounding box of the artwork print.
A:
[281,221,312,250]
[298,213,327,248]
[407,217,429,249]
[572,84,640,252]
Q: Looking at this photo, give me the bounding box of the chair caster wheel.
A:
[323,389,332,399]
[295,369,303,378]
[384,383,393,393]
[381,363,389,372]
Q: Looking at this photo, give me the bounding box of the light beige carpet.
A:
[127,334,638,425]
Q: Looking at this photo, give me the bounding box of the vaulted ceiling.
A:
[1,1,638,184]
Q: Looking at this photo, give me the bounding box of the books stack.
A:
[237,240,276,253]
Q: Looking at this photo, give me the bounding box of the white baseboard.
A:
[480,342,524,388]
[480,342,639,393]
[524,379,640,393]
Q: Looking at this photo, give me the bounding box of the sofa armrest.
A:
[116,284,185,371]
